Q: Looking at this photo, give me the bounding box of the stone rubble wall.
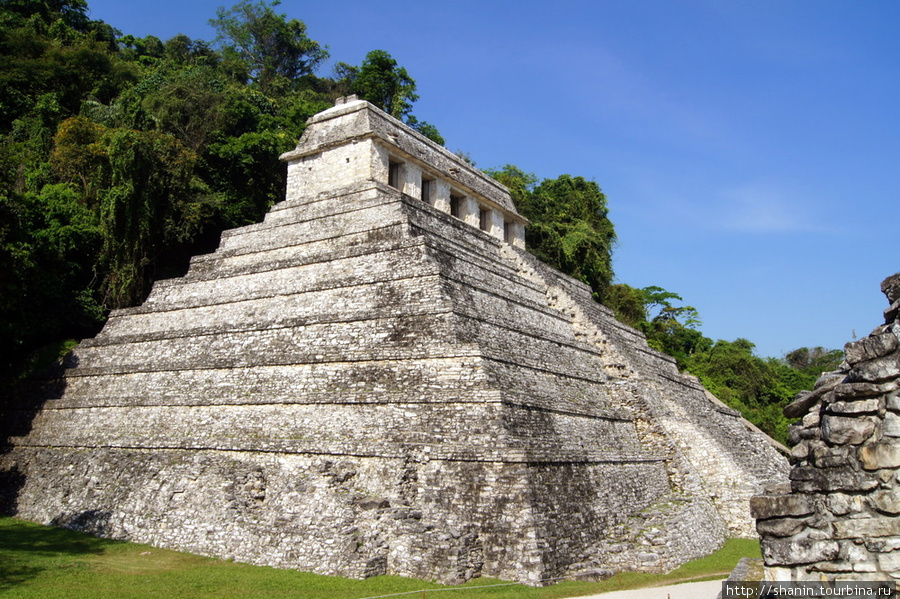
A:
[752,272,900,582]
[1,100,788,585]
[496,242,789,538]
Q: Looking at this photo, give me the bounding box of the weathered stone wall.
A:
[1,99,788,585]
[752,272,900,582]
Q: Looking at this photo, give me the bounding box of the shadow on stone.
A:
[50,510,114,537]
[0,351,72,517]
[0,466,25,516]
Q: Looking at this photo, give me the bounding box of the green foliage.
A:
[604,284,709,364]
[0,183,104,378]
[209,0,327,93]
[97,127,197,306]
[487,165,616,299]
[0,2,134,131]
[488,164,536,204]
[604,283,647,327]
[336,49,444,144]
[0,0,443,388]
[784,346,844,375]
[406,114,445,145]
[349,49,417,119]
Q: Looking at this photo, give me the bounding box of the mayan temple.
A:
[1,97,788,585]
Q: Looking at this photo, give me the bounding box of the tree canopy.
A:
[487,165,616,300]
[210,0,327,93]
[0,0,441,383]
[336,49,444,144]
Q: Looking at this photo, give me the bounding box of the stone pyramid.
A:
[1,97,788,585]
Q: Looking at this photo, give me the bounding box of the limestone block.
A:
[884,412,900,437]
[790,443,809,461]
[820,414,877,445]
[802,410,821,428]
[844,332,900,366]
[809,560,855,573]
[788,424,805,446]
[488,209,505,241]
[790,466,878,493]
[865,538,900,553]
[826,493,864,516]
[785,390,825,419]
[826,399,880,415]
[509,222,525,249]
[859,443,900,470]
[461,196,479,228]
[431,179,451,213]
[761,537,840,566]
[835,380,898,401]
[884,273,900,304]
[839,539,873,563]
[887,391,900,412]
[869,488,900,515]
[886,299,900,324]
[784,372,846,419]
[877,551,900,572]
[756,517,808,537]
[810,445,850,469]
[750,493,815,520]
[763,566,794,582]
[833,517,900,539]
[401,162,423,199]
[850,354,900,384]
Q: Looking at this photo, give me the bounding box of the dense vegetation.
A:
[0,0,438,382]
[0,0,840,445]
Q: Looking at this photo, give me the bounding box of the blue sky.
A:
[85,0,898,359]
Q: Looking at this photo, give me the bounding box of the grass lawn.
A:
[0,517,758,598]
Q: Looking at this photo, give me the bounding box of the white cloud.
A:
[710,184,831,233]
[618,172,836,236]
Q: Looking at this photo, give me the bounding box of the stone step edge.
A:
[111,236,541,319]
[87,297,579,357]
[70,316,621,386]
[5,396,632,423]
[215,180,386,239]
[94,276,575,352]
[1,443,667,464]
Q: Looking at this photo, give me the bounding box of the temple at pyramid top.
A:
[280,95,528,248]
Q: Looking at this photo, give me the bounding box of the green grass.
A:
[0,517,758,598]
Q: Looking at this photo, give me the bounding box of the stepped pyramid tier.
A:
[0,97,788,585]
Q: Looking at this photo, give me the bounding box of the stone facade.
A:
[1,97,787,585]
[753,272,900,582]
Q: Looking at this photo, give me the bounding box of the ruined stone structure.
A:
[2,97,787,585]
[753,272,900,582]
